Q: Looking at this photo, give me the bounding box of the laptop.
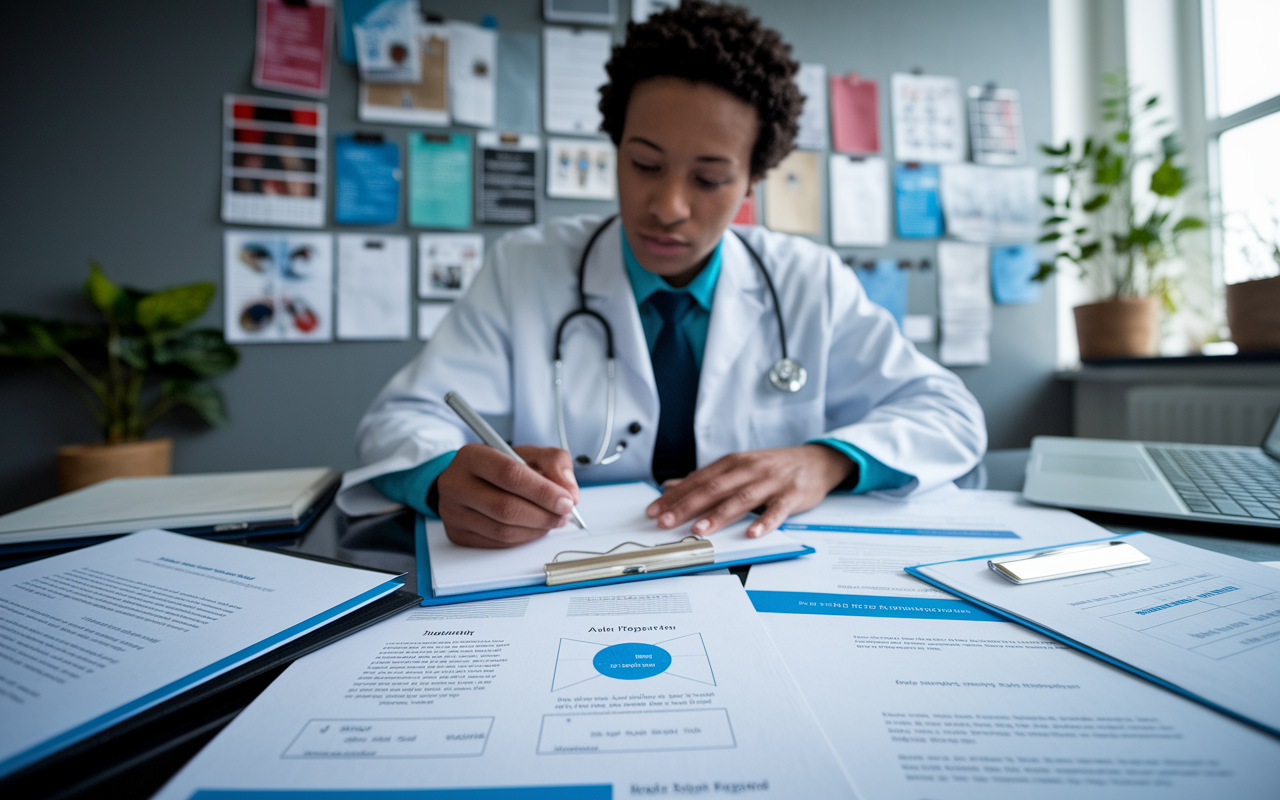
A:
[1024,409,1280,528]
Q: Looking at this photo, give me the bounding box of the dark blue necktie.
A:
[648,290,699,483]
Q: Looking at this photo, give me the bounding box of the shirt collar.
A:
[622,228,722,312]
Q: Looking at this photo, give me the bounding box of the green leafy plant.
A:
[0,262,239,444]
[1035,72,1205,311]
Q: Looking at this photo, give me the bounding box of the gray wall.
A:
[0,0,1068,514]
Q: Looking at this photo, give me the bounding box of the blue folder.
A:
[904,534,1280,739]
[413,515,814,607]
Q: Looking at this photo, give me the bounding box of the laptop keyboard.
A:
[1148,447,1280,519]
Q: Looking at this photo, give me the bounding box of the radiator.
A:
[1126,386,1280,445]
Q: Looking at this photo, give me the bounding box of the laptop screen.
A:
[1265,408,1280,460]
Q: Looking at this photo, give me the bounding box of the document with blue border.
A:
[908,532,1280,738]
[0,529,403,778]
[153,575,855,799]
[747,493,1280,798]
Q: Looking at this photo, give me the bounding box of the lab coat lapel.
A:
[580,218,658,409]
[698,232,770,448]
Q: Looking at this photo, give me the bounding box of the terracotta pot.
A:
[56,438,172,494]
[1226,275,1280,353]
[1073,297,1160,360]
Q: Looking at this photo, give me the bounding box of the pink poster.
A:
[830,73,879,155]
[252,0,332,98]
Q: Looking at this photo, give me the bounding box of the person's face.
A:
[616,77,758,286]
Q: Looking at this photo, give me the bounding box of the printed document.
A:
[912,532,1280,736]
[336,234,410,340]
[424,483,809,596]
[939,164,1039,243]
[154,575,856,799]
[763,150,821,235]
[543,26,611,135]
[830,155,889,246]
[746,497,1280,799]
[891,73,965,163]
[937,241,992,366]
[0,530,402,778]
[793,63,828,151]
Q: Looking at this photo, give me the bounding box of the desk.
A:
[24,450,1280,799]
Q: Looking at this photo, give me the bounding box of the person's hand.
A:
[645,444,854,538]
[437,444,580,548]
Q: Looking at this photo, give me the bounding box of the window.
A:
[1205,0,1280,285]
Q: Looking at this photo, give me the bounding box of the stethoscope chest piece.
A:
[769,357,807,393]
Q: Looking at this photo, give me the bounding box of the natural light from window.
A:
[1211,0,1280,118]
[1219,113,1280,285]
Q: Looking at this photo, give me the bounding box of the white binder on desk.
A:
[413,482,813,606]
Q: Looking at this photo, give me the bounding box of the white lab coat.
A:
[337,215,986,516]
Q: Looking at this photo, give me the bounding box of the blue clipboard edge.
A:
[903,532,1280,740]
[413,515,814,607]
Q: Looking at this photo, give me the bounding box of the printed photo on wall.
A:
[224,230,333,343]
[221,95,327,228]
[418,233,484,299]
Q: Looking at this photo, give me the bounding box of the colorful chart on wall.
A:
[221,95,327,229]
[223,230,333,343]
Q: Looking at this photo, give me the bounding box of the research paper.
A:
[746,499,1280,799]
[154,575,855,798]
[0,529,402,778]
[794,63,828,151]
[939,164,1040,243]
[913,532,1280,737]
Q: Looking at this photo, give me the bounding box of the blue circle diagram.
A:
[592,643,672,680]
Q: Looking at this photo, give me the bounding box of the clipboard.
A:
[905,533,1280,738]
[413,515,815,606]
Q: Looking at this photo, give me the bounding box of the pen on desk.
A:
[443,391,587,530]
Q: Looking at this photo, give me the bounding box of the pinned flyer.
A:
[252,0,332,98]
[352,0,421,84]
[336,234,410,341]
[475,132,539,225]
[891,73,965,164]
[221,95,327,228]
[223,230,333,343]
[359,23,450,126]
[546,138,616,200]
[418,233,484,299]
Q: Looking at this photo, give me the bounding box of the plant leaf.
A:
[161,379,230,428]
[1172,216,1206,233]
[84,262,124,317]
[1041,194,1057,207]
[154,329,239,377]
[1040,142,1070,157]
[112,335,149,370]
[1044,216,1068,225]
[1033,262,1057,281]
[136,283,216,332]
[1082,193,1111,212]
[1038,231,1063,243]
[1149,158,1185,197]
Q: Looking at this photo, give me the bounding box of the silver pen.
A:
[444,391,587,529]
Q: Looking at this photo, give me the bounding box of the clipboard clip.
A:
[545,536,715,586]
[988,540,1150,585]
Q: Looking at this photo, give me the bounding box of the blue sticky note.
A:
[894,164,942,238]
[335,135,401,225]
[854,258,908,325]
[991,244,1042,304]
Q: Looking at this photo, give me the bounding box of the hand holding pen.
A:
[435,391,586,549]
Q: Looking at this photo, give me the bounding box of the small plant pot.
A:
[1073,297,1159,360]
[56,438,173,494]
[1226,275,1280,354]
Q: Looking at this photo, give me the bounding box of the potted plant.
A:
[1224,204,1280,352]
[0,263,239,492]
[1035,72,1204,360]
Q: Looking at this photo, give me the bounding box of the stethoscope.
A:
[553,215,807,466]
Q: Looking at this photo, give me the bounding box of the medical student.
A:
[336,0,987,548]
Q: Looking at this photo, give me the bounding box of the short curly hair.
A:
[598,0,802,178]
